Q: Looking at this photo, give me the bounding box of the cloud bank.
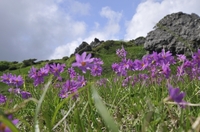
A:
[0,0,87,61]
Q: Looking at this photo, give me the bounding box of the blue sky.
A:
[0,0,200,61]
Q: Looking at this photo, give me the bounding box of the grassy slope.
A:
[0,40,146,86]
[0,40,145,94]
[0,40,146,95]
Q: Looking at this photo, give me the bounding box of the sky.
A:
[0,0,200,62]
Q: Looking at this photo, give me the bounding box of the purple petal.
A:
[169,88,180,99]
[86,53,91,59]
[81,52,87,60]
[75,53,81,63]
[12,119,19,125]
[174,92,185,103]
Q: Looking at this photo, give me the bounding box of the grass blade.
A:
[92,85,119,132]
[52,101,76,130]
[0,115,19,132]
[34,80,51,132]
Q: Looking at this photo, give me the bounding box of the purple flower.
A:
[28,66,37,78]
[0,114,19,132]
[90,64,103,76]
[59,80,72,98]
[93,58,104,65]
[0,73,24,87]
[176,60,193,79]
[39,66,49,77]
[168,84,187,107]
[192,49,200,66]
[49,63,65,77]
[161,63,171,79]
[21,91,32,99]
[133,59,148,70]
[177,54,186,62]
[112,63,119,71]
[59,75,86,99]
[0,94,7,104]
[177,65,185,77]
[28,65,49,86]
[59,80,78,98]
[116,46,127,59]
[126,59,136,71]
[59,89,69,99]
[12,75,24,87]
[112,60,130,76]
[158,49,175,65]
[76,75,87,88]
[0,73,13,85]
[72,52,94,73]
[112,63,127,76]
[149,51,159,65]
[120,59,130,70]
[68,67,77,78]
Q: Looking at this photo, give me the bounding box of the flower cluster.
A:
[28,64,49,86]
[111,47,189,107]
[59,75,86,99]
[112,48,175,82]
[72,52,103,76]
[29,63,65,86]
[49,63,66,81]
[116,46,127,59]
[0,73,31,100]
[1,73,23,87]
[176,49,200,80]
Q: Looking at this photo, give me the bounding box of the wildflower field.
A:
[0,45,200,132]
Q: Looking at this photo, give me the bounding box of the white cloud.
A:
[100,6,122,36]
[0,0,87,61]
[49,38,82,59]
[50,6,122,59]
[64,0,91,16]
[100,6,122,22]
[125,0,200,40]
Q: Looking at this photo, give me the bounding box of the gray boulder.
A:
[144,12,200,55]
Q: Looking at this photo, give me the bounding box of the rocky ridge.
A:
[144,12,200,56]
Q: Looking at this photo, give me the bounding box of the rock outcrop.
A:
[90,38,104,48]
[74,41,92,54]
[134,36,146,46]
[74,38,104,55]
[144,12,200,55]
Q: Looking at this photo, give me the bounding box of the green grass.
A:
[1,72,200,131]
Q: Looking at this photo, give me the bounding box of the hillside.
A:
[0,39,147,91]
